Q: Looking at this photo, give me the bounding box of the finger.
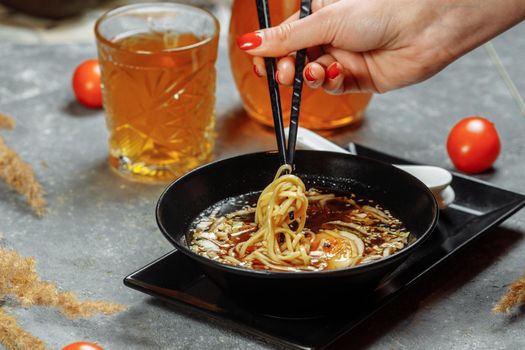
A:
[315,46,366,93]
[236,2,339,57]
[323,46,377,92]
[253,56,266,77]
[304,62,325,89]
[312,53,336,68]
[305,53,336,89]
[322,62,345,95]
[275,56,296,86]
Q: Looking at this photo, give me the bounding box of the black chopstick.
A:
[286,0,312,165]
[255,0,287,166]
[255,0,312,167]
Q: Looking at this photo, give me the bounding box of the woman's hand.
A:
[237,0,525,94]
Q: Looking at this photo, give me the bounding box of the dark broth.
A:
[189,189,411,271]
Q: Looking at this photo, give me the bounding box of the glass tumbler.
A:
[95,3,219,183]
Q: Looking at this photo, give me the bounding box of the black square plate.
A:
[124,144,525,350]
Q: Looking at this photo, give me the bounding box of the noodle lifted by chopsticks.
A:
[237,165,310,270]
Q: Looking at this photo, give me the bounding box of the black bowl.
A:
[156,151,438,316]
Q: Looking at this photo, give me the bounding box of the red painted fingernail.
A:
[275,71,281,84]
[305,67,315,82]
[326,63,341,79]
[253,65,262,77]
[237,31,262,50]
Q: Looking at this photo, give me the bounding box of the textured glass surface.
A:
[96,4,219,182]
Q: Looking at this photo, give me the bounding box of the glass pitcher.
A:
[228,0,372,130]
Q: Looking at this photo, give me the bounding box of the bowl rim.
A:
[156,150,439,278]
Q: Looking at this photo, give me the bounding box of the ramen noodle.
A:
[190,165,410,272]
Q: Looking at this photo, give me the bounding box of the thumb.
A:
[236,11,332,57]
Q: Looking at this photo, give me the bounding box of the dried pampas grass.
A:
[0,248,126,349]
[0,113,15,130]
[0,309,47,350]
[493,271,525,314]
[0,248,126,317]
[0,136,46,217]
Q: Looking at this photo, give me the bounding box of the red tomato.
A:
[446,116,501,174]
[62,342,104,350]
[72,59,102,108]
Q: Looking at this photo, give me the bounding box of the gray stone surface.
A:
[491,23,525,98]
[0,5,524,350]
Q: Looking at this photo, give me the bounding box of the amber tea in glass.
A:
[95,3,219,182]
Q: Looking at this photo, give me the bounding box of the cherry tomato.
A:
[62,342,104,350]
[446,116,501,174]
[72,59,102,108]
